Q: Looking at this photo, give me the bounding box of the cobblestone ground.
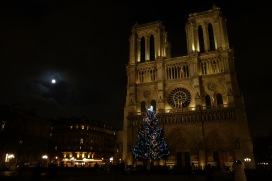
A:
[0,168,271,181]
[0,173,231,181]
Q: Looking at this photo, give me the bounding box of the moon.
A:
[51,79,56,84]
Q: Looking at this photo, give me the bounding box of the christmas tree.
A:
[132,106,171,162]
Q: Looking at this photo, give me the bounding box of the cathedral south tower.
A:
[123,5,255,170]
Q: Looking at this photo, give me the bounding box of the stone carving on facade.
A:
[207,82,217,91]
[143,90,151,98]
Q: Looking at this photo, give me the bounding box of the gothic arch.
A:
[216,93,223,106]
[140,37,145,62]
[198,25,205,53]
[205,94,212,109]
[208,23,215,51]
[140,101,146,113]
[149,34,155,61]
[151,100,156,112]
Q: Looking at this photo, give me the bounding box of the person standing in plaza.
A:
[94,162,99,174]
[31,161,42,181]
[204,164,214,181]
[234,160,247,181]
[186,162,195,179]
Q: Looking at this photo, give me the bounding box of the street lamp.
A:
[199,105,207,169]
[16,140,23,166]
[42,155,49,167]
[244,157,251,169]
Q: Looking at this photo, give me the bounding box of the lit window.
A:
[80,138,83,144]
[81,125,84,129]
[70,126,73,130]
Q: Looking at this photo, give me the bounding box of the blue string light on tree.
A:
[132,105,171,164]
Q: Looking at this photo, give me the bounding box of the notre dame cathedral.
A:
[122,5,255,170]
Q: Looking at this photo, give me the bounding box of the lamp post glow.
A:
[244,157,251,169]
[42,155,48,167]
[5,154,14,162]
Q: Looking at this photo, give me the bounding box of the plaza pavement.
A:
[0,168,271,181]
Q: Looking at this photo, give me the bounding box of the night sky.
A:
[0,0,271,138]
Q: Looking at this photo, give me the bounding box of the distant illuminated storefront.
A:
[50,118,121,167]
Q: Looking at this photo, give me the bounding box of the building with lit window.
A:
[50,117,120,167]
[0,104,51,169]
[122,5,256,170]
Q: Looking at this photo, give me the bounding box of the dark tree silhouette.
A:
[132,106,170,162]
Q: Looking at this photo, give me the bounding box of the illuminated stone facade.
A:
[50,118,120,167]
[123,5,256,170]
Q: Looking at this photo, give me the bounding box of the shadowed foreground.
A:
[0,167,271,181]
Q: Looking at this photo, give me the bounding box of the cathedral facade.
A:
[122,6,255,170]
